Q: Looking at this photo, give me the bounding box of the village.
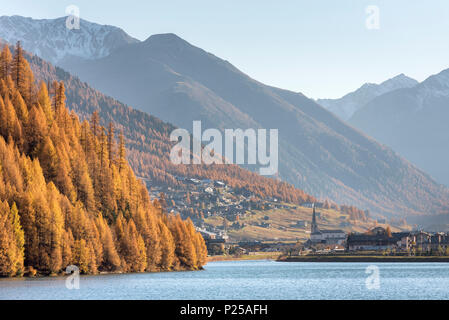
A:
[145,176,297,240]
[302,205,449,256]
[142,177,449,258]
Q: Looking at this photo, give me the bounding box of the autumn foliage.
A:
[0,43,207,276]
[22,50,315,206]
[340,205,369,222]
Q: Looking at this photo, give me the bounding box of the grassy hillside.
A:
[204,203,401,242]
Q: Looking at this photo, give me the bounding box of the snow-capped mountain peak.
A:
[420,69,449,94]
[317,73,419,120]
[0,15,139,65]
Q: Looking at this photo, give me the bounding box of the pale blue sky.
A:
[1,0,449,99]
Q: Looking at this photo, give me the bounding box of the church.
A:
[310,204,347,245]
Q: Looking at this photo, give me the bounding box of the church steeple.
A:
[311,203,319,233]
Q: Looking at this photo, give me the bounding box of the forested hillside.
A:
[59,32,449,217]
[23,45,315,205]
[0,43,207,277]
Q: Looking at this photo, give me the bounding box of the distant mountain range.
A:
[0,15,138,65]
[318,68,449,189]
[317,74,419,120]
[349,68,449,187]
[23,50,313,206]
[1,15,449,219]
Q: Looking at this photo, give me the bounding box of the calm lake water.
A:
[1,260,449,300]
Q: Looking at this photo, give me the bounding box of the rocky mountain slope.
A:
[350,68,449,187]
[2,15,449,219]
[59,32,449,217]
[25,50,314,205]
[317,74,418,120]
[0,15,138,65]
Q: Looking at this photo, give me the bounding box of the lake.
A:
[1,260,449,300]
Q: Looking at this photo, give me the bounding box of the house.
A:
[197,227,228,245]
[204,187,214,194]
[331,245,346,253]
[186,178,201,185]
[294,220,308,228]
[303,202,315,208]
[429,233,449,251]
[311,229,347,245]
[413,231,432,252]
[200,179,213,185]
[304,202,325,208]
[214,181,226,188]
[347,234,397,251]
[312,229,347,245]
[258,222,271,228]
[346,227,413,251]
[197,229,217,240]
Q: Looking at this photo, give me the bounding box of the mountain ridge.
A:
[22,48,315,206]
[0,15,139,65]
[2,15,449,220]
[349,67,449,187]
[317,74,419,120]
[59,30,448,217]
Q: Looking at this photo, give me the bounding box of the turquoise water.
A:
[1,260,449,300]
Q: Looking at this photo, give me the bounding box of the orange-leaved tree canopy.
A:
[0,42,207,276]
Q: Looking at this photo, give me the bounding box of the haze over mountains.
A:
[317,74,419,121]
[349,68,449,187]
[24,50,314,206]
[2,15,449,220]
[319,69,449,189]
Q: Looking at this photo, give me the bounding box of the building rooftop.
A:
[320,229,345,234]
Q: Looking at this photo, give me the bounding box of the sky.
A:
[1,0,449,99]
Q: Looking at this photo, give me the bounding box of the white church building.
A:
[310,204,347,245]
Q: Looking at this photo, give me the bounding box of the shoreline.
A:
[207,252,281,262]
[0,266,204,279]
[278,255,449,263]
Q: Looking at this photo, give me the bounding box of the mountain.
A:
[349,68,449,188]
[0,15,138,65]
[317,74,419,120]
[24,47,314,206]
[58,32,449,218]
[2,16,449,219]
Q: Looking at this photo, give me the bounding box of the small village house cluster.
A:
[307,205,449,254]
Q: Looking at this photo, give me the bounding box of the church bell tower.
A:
[311,203,319,233]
